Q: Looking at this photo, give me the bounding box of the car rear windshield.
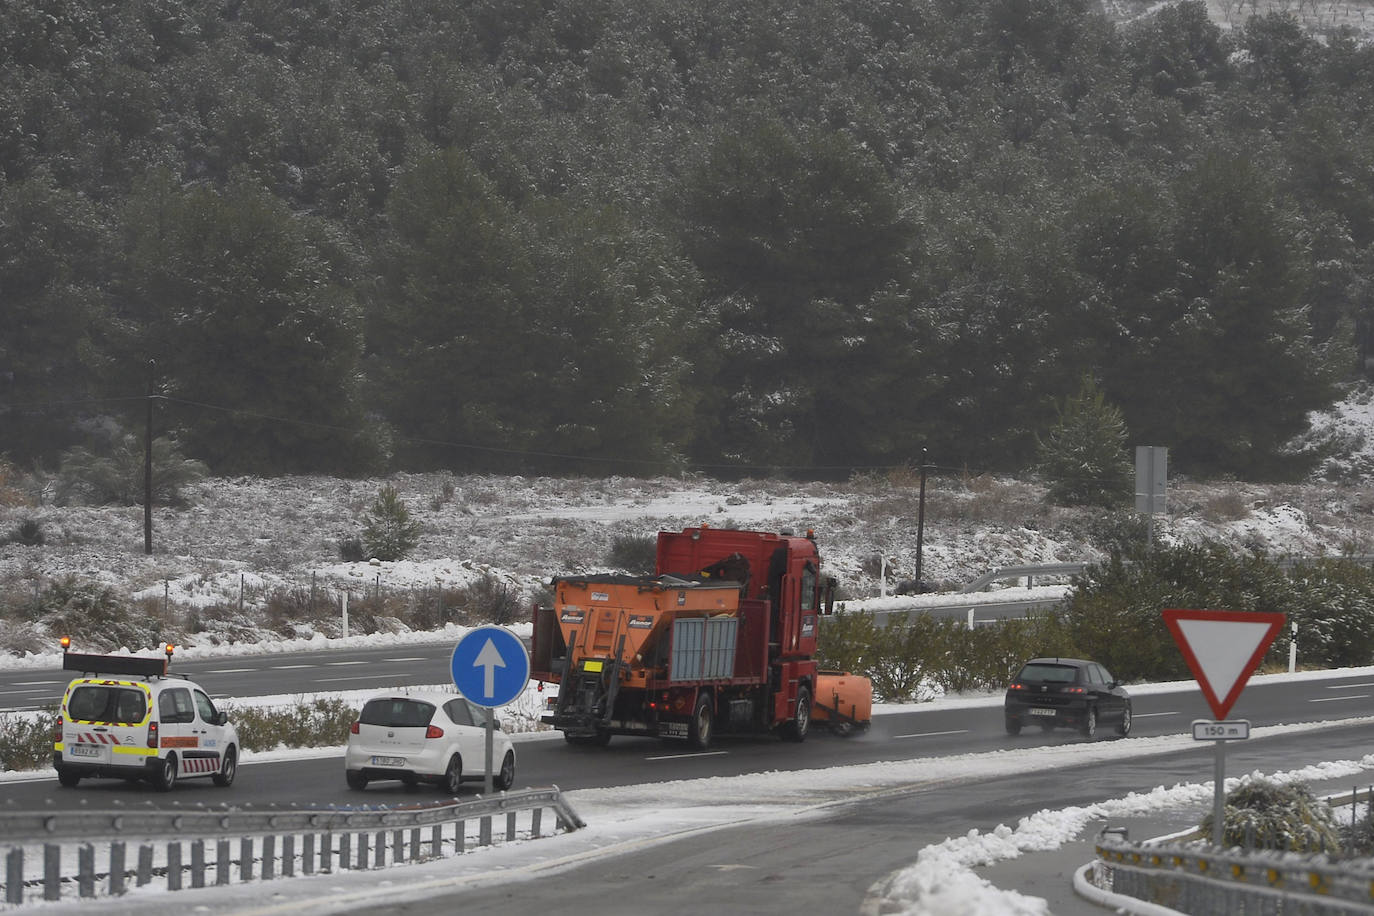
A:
[1016,664,1080,684]
[360,698,436,728]
[67,686,148,723]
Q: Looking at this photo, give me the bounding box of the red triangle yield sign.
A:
[1162,609,1286,720]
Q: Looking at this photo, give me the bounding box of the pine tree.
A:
[361,485,421,562]
[1037,376,1134,508]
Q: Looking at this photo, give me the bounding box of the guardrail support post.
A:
[431,825,442,858]
[408,827,420,862]
[137,844,153,886]
[8,847,24,904]
[356,832,369,870]
[262,835,276,880]
[216,839,230,885]
[191,839,205,888]
[109,842,126,896]
[456,819,466,854]
[320,832,332,873]
[532,808,543,837]
[166,842,182,891]
[44,844,61,900]
[78,843,95,897]
[240,837,254,881]
[283,835,295,877]
[392,830,403,864]
[302,833,314,875]
[506,812,517,842]
[338,833,350,871]
[480,815,491,847]
[373,831,385,868]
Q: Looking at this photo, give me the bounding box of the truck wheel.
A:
[688,694,714,750]
[152,755,178,792]
[782,686,811,743]
[56,767,81,788]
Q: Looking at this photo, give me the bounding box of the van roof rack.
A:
[62,652,167,679]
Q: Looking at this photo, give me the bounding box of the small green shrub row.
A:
[0,698,364,773]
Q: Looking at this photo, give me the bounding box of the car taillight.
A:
[54,716,64,741]
[147,720,160,748]
[1008,683,1024,691]
[425,725,444,739]
[1064,687,1085,694]
[350,721,360,734]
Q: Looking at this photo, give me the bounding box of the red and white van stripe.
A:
[75,733,121,745]
[180,756,220,775]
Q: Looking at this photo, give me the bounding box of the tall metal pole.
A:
[1213,740,1226,846]
[915,448,927,586]
[144,360,154,555]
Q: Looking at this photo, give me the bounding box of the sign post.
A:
[450,625,530,794]
[1162,609,1285,847]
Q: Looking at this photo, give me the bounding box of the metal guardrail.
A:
[959,563,1089,593]
[1092,813,1374,916]
[1,786,584,905]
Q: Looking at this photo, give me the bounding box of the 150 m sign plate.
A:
[1192,719,1250,740]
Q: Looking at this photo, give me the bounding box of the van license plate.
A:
[69,744,100,757]
[371,756,405,767]
[1029,708,1056,717]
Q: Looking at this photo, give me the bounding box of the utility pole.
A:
[915,448,928,586]
[144,360,154,555]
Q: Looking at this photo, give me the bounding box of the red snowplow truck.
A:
[530,525,871,748]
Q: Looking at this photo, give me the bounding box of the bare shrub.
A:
[606,534,657,573]
[466,573,522,625]
[1202,492,1250,522]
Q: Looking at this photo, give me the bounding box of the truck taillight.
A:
[147,720,159,748]
[425,725,444,739]
[350,721,360,734]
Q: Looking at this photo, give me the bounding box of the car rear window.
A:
[67,686,147,723]
[360,698,436,728]
[1016,664,1080,684]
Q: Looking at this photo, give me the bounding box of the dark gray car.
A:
[1003,657,1131,739]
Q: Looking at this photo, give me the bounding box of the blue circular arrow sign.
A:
[450,625,531,708]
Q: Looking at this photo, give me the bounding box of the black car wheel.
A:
[1080,706,1098,738]
[346,769,368,790]
[56,767,81,788]
[152,755,178,792]
[1116,703,1132,737]
[495,751,516,791]
[1038,720,1056,732]
[1004,717,1021,736]
[441,755,463,795]
[212,747,237,787]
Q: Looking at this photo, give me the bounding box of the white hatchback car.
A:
[344,691,516,794]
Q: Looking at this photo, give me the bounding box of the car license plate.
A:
[1029,708,1057,717]
[68,744,100,757]
[371,756,406,767]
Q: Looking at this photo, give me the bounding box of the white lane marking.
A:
[1325,682,1374,689]
[646,751,729,761]
[1132,712,1178,718]
[269,665,314,670]
[11,680,61,685]
[317,675,402,683]
[325,661,368,666]
[894,729,968,739]
[385,657,427,662]
[207,668,256,673]
[1309,694,1370,703]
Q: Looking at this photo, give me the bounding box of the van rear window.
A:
[67,686,147,723]
[360,698,435,728]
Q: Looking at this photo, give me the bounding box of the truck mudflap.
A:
[812,671,872,737]
[549,637,628,741]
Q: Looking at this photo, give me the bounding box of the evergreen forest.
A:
[4,0,1374,482]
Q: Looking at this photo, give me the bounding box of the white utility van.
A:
[54,643,239,792]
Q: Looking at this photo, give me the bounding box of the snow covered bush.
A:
[1200,779,1341,852]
